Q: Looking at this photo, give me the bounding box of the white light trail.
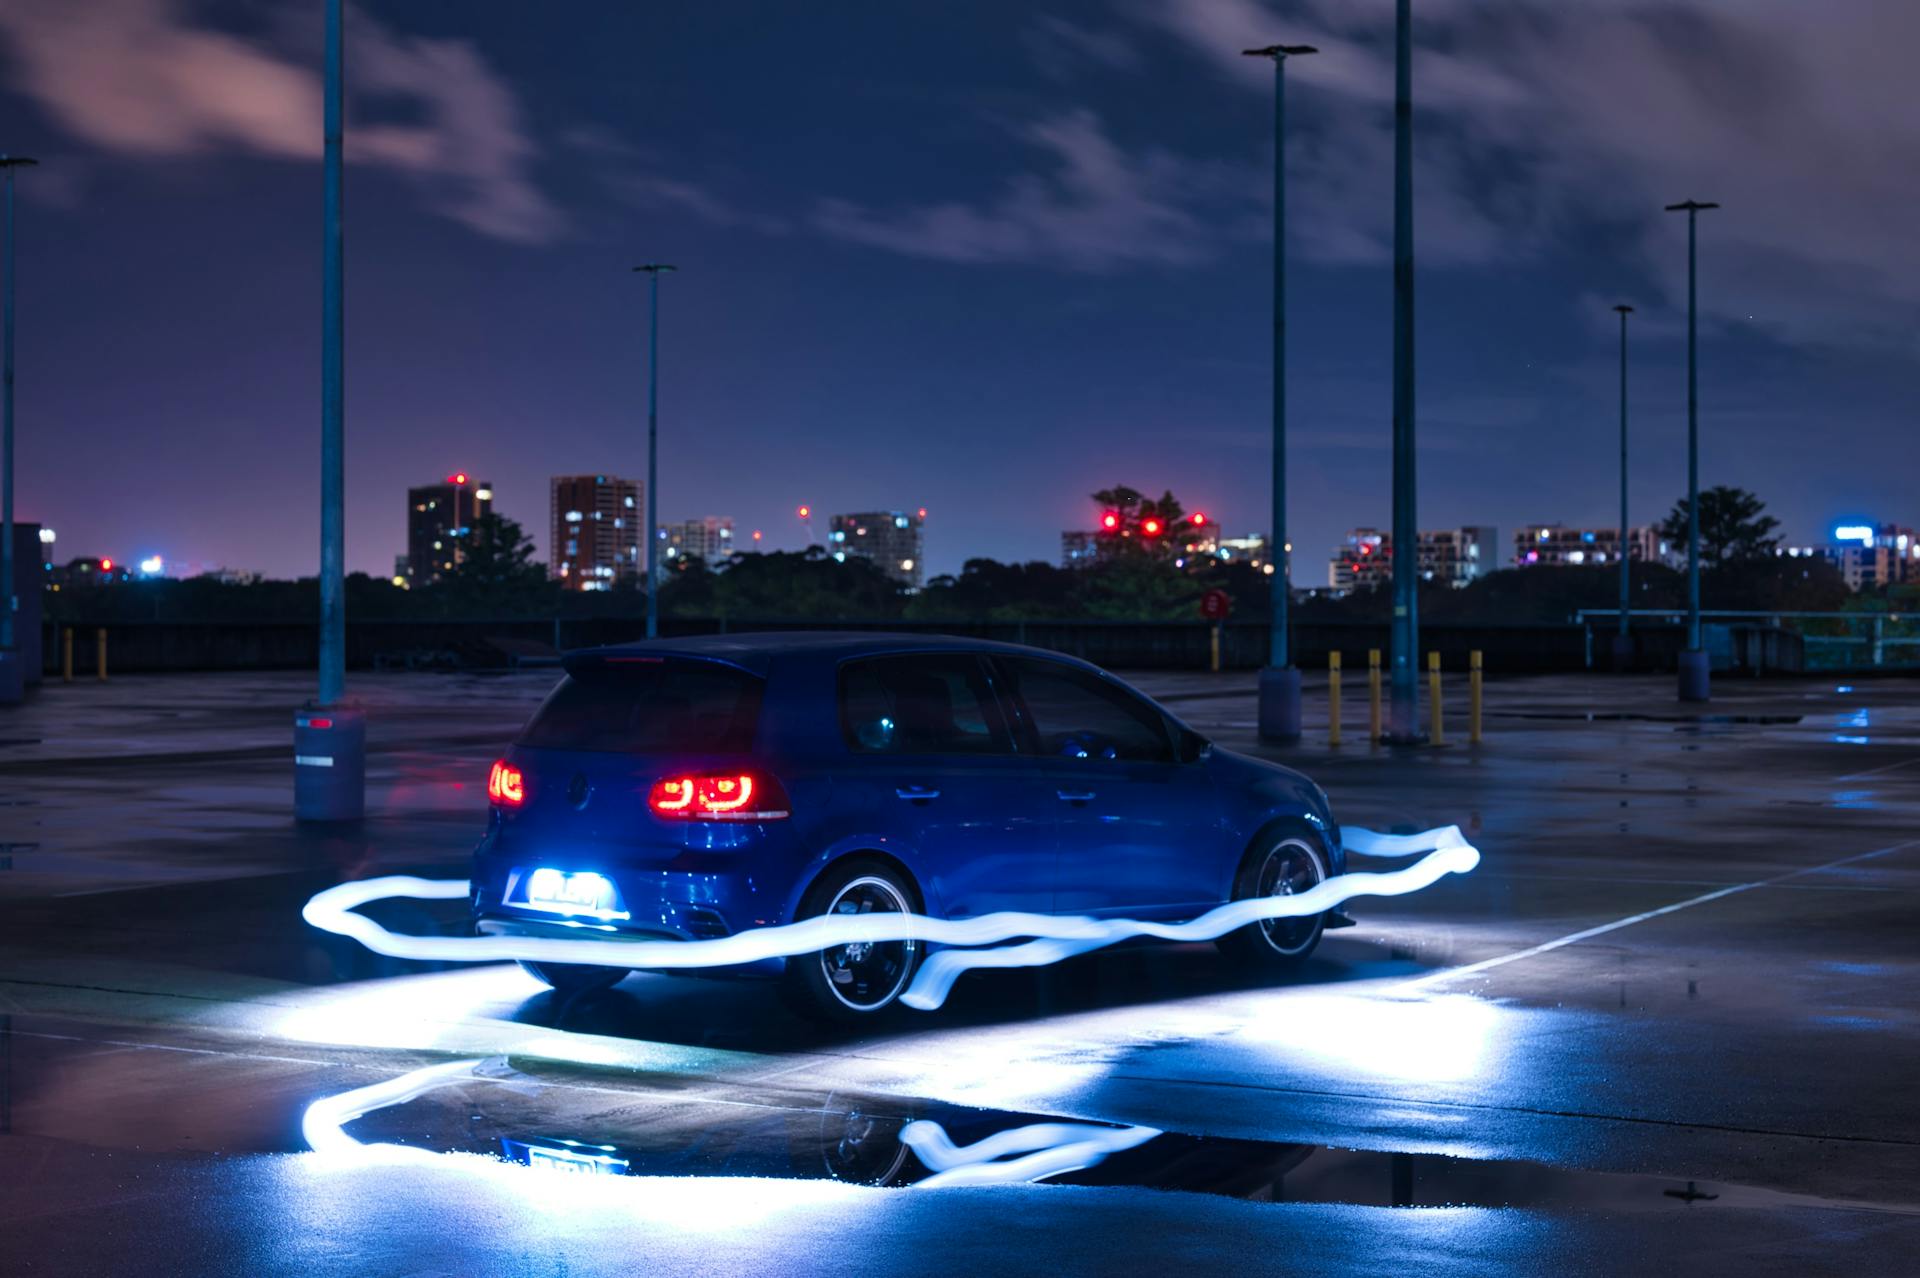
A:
[302,826,1480,1011]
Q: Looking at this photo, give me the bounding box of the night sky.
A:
[4,0,1916,582]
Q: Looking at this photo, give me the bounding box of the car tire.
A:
[517,959,629,995]
[1216,829,1328,969]
[781,859,922,1025]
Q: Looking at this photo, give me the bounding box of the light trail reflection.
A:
[900,1118,1161,1187]
[304,1058,1153,1189]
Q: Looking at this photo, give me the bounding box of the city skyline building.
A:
[1824,523,1920,591]
[1512,524,1667,570]
[550,474,642,591]
[661,516,736,566]
[402,474,492,587]
[1328,526,1496,592]
[830,509,925,588]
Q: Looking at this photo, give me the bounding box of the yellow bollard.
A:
[62,627,73,682]
[1209,622,1222,673]
[1428,651,1444,745]
[96,627,108,682]
[1368,648,1382,744]
[1328,651,1343,747]
[1470,649,1483,744]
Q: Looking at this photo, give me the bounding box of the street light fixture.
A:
[0,154,38,706]
[1664,199,1718,702]
[1612,303,1634,670]
[294,0,365,819]
[1385,0,1421,744]
[633,264,676,639]
[1242,43,1316,743]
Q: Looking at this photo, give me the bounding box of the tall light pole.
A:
[1244,43,1316,744]
[634,264,676,639]
[294,0,364,820]
[1612,304,1634,670]
[1665,200,1717,702]
[1386,0,1420,743]
[0,155,37,706]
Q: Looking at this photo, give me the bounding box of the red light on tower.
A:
[1142,518,1163,537]
[917,508,928,519]
[797,505,811,519]
[752,530,763,542]
[1100,512,1120,531]
[447,472,469,485]
[1191,512,1208,527]
[101,557,114,572]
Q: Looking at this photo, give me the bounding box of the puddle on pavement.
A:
[335,1058,1891,1213]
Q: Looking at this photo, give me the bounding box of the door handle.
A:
[1056,790,1096,804]
[896,786,941,802]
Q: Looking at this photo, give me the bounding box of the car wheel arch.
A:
[790,848,929,922]
[1230,814,1331,900]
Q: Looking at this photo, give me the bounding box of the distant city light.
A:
[138,555,164,576]
[1191,512,1208,527]
[475,487,492,502]
[751,530,763,542]
[797,505,811,519]
[894,515,909,529]
[100,557,113,572]
[1141,518,1163,536]
[1101,512,1120,531]
[1835,525,1875,546]
[917,508,927,519]
[38,527,55,544]
[900,558,914,571]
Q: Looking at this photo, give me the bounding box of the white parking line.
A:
[1396,836,1920,992]
[1835,755,1920,782]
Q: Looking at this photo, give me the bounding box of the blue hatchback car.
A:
[472,633,1345,1021]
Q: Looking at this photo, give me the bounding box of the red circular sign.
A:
[1199,589,1232,621]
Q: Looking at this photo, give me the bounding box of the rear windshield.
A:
[518,659,764,754]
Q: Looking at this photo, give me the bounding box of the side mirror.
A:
[1178,727,1211,764]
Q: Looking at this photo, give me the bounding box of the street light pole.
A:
[294,0,365,820]
[1386,0,1421,743]
[1244,43,1316,744]
[0,155,37,706]
[1612,303,1633,670]
[634,264,676,639]
[1665,200,1717,702]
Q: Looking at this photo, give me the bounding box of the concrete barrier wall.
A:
[40,617,1592,675]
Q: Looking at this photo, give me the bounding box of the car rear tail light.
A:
[647,773,790,821]
[487,759,525,807]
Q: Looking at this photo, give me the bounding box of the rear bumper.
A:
[475,915,784,979]
[471,830,795,979]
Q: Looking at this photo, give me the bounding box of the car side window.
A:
[839,655,1015,756]
[1000,659,1175,763]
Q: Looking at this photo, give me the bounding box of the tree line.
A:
[45,485,1868,625]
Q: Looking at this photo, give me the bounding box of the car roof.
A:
[564,630,1095,677]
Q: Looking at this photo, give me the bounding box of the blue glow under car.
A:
[471,633,1345,1022]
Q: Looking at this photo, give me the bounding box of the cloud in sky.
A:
[1142,0,1920,345]
[813,109,1258,272]
[0,0,565,243]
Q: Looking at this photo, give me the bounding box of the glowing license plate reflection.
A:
[503,1138,631,1176]
[520,869,629,921]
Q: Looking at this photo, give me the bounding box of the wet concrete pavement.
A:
[3,668,1919,1274]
